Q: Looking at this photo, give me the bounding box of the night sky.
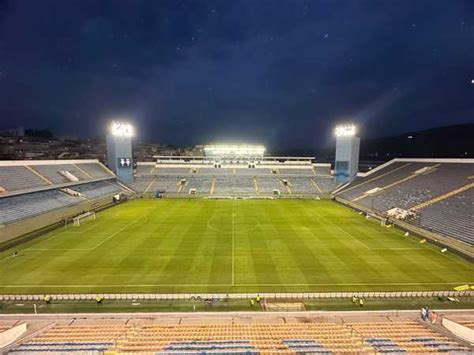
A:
[0,0,473,150]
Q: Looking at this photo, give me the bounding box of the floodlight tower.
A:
[334,123,360,184]
[106,121,134,183]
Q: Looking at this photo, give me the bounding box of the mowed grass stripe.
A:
[0,199,472,293]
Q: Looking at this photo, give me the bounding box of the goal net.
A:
[72,211,96,227]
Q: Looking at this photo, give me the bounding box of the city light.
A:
[110,121,134,137]
[204,144,265,157]
[334,123,357,137]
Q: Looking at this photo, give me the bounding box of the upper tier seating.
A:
[0,161,114,195]
[0,166,48,191]
[32,164,89,183]
[78,163,114,178]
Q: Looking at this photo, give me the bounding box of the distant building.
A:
[0,127,25,137]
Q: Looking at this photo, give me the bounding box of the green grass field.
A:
[0,199,472,294]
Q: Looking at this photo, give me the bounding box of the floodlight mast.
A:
[334,123,356,137]
[106,120,134,183]
[110,121,134,137]
[334,123,360,184]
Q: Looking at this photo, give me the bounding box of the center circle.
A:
[207,213,259,233]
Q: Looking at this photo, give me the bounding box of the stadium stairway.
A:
[23,166,53,185]
[411,182,474,211]
[311,178,323,194]
[210,177,216,195]
[253,177,259,195]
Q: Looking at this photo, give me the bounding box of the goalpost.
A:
[72,211,96,227]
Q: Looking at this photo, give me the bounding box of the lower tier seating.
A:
[348,321,470,353]
[0,180,125,225]
[0,190,78,225]
[409,188,474,245]
[131,175,338,196]
[73,181,124,199]
[9,321,470,354]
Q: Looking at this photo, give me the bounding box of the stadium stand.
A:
[8,321,470,353]
[347,321,470,353]
[283,176,315,195]
[314,177,338,194]
[152,175,183,194]
[186,175,213,195]
[278,168,314,175]
[78,162,115,178]
[72,181,125,199]
[0,180,127,226]
[31,164,89,183]
[156,167,192,174]
[0,166,49,192]
[0,190,79,225]
[256,175,287,195]
[335,159,474,246]
[214,176,255,195]
[0,160,115,195]
[132,161,336,197]
[0,160,134,244]
[235,167,272,175]
[414,187,474,245]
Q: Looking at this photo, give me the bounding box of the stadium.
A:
[0,122,473,353]
[1,1,474,353]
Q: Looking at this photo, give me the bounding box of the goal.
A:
[72,211,96,227]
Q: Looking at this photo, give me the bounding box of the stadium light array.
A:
[110,121,134,137]
[204,144,265,156]
[334,123,357,137]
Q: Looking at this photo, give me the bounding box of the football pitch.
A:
[0,199,472,294]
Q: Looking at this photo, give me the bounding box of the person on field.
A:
[250,298,255,308]
[359,298,364,307]
[421,307,427,321]
[256,294,261,303]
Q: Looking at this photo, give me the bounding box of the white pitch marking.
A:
[231,199,235,286]
[1,281,472,288]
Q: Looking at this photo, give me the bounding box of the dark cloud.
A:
[0,0,473,149]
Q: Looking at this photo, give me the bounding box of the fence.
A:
[0,290,472,302]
